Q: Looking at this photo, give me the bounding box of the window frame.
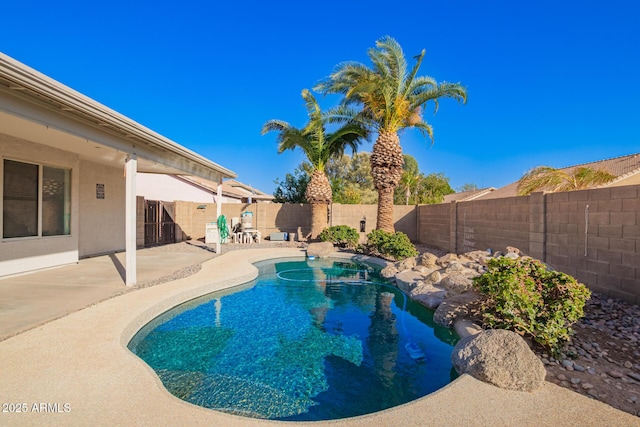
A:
[2,158,72,241]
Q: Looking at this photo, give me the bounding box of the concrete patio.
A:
[0,247,638,426]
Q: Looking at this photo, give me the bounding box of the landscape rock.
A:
[395,270,424,294]
[306,241,334,258]
[504,252,519,260]
[436,253,458,268]
[451,329,546,392]
[506,246,521,255]
[380,264,399,279]
[395,257,417,272]
[418,252,439,268]
[423,270,442,286]
[412,265,435,275]
[433,291,483,328]
[440,272,475,294]
[453,318,483,338]
[410,285,447,310]
[445,262,464,273]
[463,250,491,264]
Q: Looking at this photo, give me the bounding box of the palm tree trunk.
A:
[370,131,404,233]
[310,203,328,239]
[305,170,332,239]
[376,188,395,233]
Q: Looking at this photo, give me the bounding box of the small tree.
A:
[273,168,309,203]
[457,183,479,192]
[415,173,455,204]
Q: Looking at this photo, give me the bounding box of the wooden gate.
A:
[144,200,175,246]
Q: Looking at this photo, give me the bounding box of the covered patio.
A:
[0,53,235,284]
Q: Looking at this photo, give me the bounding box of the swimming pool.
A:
[128,257,458,421]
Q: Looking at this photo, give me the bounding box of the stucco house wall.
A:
[137,173,215,204]
[78,160,126,257]
[136,173,245,204]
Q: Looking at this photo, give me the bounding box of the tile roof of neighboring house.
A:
[443,187,497,203]
[475,153,640,200]
[180,176,274,201]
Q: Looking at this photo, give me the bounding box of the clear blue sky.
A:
[2,1,639,194]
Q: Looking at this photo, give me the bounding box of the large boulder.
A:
[306,241,334,258]
[451,329,546,392]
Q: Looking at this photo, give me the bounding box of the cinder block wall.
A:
[170,187,639,303]
[331,204,416,243]
[416,185,640,304]
[417,203,450,249]
[544,186,640,302]
[173,202,415,243]
[455,196,530,254]
[172,202,312,241]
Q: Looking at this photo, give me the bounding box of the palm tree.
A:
[315,36,466,232]
[262,89,369,238]
[517,166,616,196]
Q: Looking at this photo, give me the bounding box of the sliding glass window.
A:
[3,159,71,239]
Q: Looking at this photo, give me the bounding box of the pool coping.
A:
[0,248,637,426]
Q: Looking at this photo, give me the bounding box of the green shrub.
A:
[473,256,591,356]
[318,225,359,249]
[358,229,418,261]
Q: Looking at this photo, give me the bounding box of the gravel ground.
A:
[537,293,640,417]
[136,241,640,417]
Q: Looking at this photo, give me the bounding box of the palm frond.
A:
[517,166,567,195]
[314,36,466,141]
[411,122,434,142]
[401,49,426,98]
[261,119,291,135]
[569,167,616,190]
[412,82,467,114]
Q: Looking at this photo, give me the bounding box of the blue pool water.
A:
[128,257,459,421]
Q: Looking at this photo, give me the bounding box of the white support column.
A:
[216,179,223,254]
[125,153,137,285]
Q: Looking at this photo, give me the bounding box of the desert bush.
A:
[357,229,418,261]
[318,225,359,248]
[473,256,591,356]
